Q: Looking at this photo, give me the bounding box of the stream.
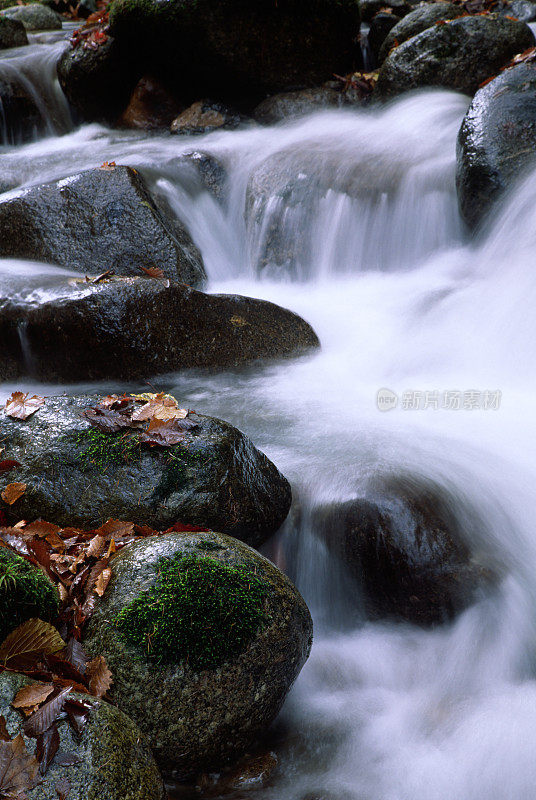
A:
[2,24,536,800]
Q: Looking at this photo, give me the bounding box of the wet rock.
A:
[0,275,319,381]
[119,75,182,130]
[368,12,401,65]
[83,531,313,771]
[0,395,293,546]
[0,671,166,800]
[378,1,464,64]
[108,0,361,108]
[253,85,348,125]
[314,475,495,624]
[0,76,43,142]
[0,548,59,641]
[57,37,139,123]
[0,165,206,285]
[174,151,227,201]
[1,3,61,30]
[456,61,536,228]
[376,15,535,97]
[170,100,246,135]
[359,0,410,23]
[501,0,536,21]
[196,750,278,795]
[0,16,28,47]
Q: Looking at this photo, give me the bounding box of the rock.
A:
[1,3,61,30]
[456,61,536,228]
[0,76,43,142]
[108,0,361,108]
[376,15,535,97]
[0,16,28,47]
[377,1,464,64]
[501,0,536,22]
[314,475,495,624]
[0,548,59,641]
[0,275,319,381]
[173,151,227,201]
[57,37,139,123]
[0,395,293,546]
[43,0,96,18]
[170,100,246,135]
[0,166,206,285]
[196,750,278,795]
[83,531,313,772]
[0,671,166,800]
[253,85,348,125]
[359,0,410,23]
[368,12,401,65]
[119,75,182,130]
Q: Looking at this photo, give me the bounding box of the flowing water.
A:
[2,27,536,800]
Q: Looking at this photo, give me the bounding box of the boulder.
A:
[170,100,246,135]
[359,0,410,23]
[314,475,495,624]
[501,0,536,22]
[1,3,61,30]
[83,531,313,772]
[0,275,319,381]
[0,166,206,285]
[253,85,350,125]
[368,12,401,65]
[172,151,227,201]
[0,76,43,143]
[0,15,27,47]
[57,37,140,123]
[108,0,362,108]
[375,15,535,97]
[0,395,292,547]
[456,61,536,228]
[119,75,181,130]
[0,671,166,800]
[0,548,59,641]
[377,1,464,64]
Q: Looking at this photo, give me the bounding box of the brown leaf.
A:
[86,535,107,559]
[23,687,71,738]
[24,521,60,539]
[86,656,113,698]
[139,266,165,279]
[0,619,65,669]
[1,482,27,505]
[64,699,90,736]
[0,716,9,742]
[94,520,134,540]
[12,684,54,711]
[4,392,45,420]
[94,567,112,597]
[89,269,114,284]
[64,638,87,676]
[36,723,60,775]
[139,418,188,447]
[131,393,188,422]
[0,460,20,474]
[99,161,116,170]
[0,734,40,795]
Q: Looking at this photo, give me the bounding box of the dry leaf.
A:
[139,266,165,279]
[94,568,112,597]
[131,393,188,422]
[1,482,27,505]
[0,619,65,668]
[5,392,45,420]
[86,656,113,698]
[0,734,40,795]
[12,683,54,710]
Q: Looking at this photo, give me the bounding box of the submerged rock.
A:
[0,548,58,641]
[0,16,28,48]
[0,395,292,546]
[0,166,205,285]
[376,15,535,96]
[314,475,495,624]
[377,1,464,64]
[457,61,536,228]
[108,0,361,108]
[0,671,166,800]
[84,531,313,772]
[0,275,319,380]
[1,3,61,30]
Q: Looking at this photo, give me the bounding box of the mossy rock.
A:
[0,16,28,47]
[84,532,313,773]
[1,3,61,30]
[0,395,291,547]
[0,671,166,800]
[0,549,59,642]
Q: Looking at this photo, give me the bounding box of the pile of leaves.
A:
[69,3,109,50]
[334,70,378,99]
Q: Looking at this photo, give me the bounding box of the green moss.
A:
[115,553,268,670]
[0,549,59,643]
[72,428,142,473]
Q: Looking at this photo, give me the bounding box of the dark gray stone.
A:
[314,475,496,625]
[170,100,246,135]
[0,16,28,48]
[0,395,292,547]
[0,166,206,285]
[359,0,410,23]
[84,532,313,772]
[253,85,348,125]
[376,15,535,96]
[1,4,61,30]
[368,12,401,64]
[456,61,536,228]
[378,1,464,64]
[0,671,166,800]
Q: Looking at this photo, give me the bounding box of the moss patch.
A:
[72,428,142,473]
[0,549,59,642]
[115,553,267,671]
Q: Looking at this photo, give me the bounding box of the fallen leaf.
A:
[23,688,72,738]
[131,393,188,422]
[0,460,20,474]
[1,482,27,505]
[99,161,116,170]
[139,266,165,279]
[0,734,40,796]
[64,639,87,676]
[0,619,65,669]
[139,418,187,447]
[12,684,54,711]
[94,567,112,597]
[36,724,60,775]
[5,392,45,420]
[86,656,113,697]
[0,716,9,742]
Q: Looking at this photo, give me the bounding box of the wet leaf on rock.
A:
[4,392,45,421]
[11,684,54,712]
[1,483,27,506]
[0,619,65,669]
[86,656,112,698]
[23,687,71,738]
[0,734,40,796]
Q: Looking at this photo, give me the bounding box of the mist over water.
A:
[2,38,536,796]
